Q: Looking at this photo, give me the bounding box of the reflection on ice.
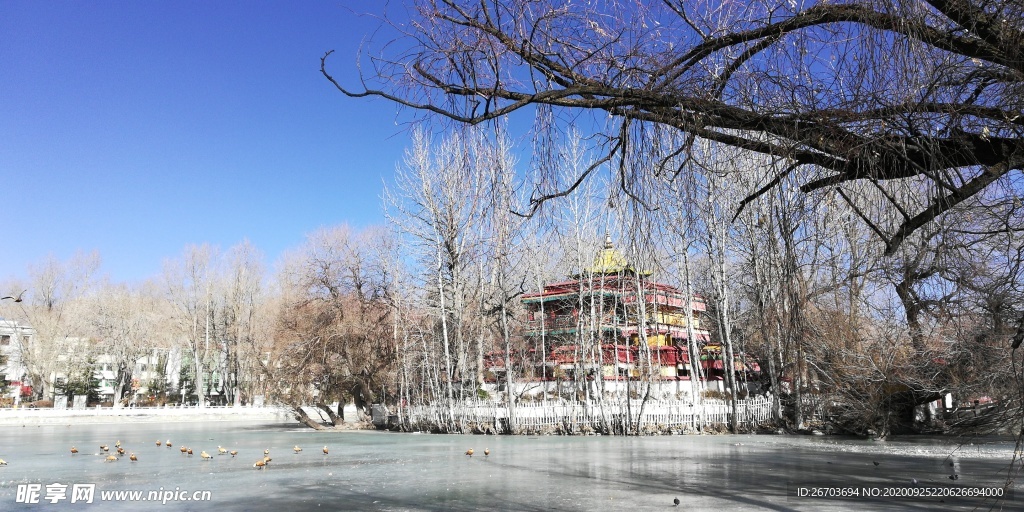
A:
[0,421,1018,511]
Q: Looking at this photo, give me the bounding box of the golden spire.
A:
[587,235,630,274]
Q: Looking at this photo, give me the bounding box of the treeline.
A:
[2,127,1020,436]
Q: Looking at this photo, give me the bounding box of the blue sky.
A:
[1,1,421,282]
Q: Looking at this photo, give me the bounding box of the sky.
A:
[1,1,423,283]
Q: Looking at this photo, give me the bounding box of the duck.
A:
[253,459,266,469]
[165,440,172,448]
[180,446,188,454]
[116,447,125,456]
[100,445,109,452]
[70,447,78,454]
[465,448,474,456]
[217,446,227,455]
[322,446,329,455]
[129,453,137,462]
[156,440,162,446]
[104,455,117,463]
[293,445,302,454]
[187,448,193,456]
[484,448,490,457]
[230,450,238,457]
[115,440,121,448]
[200,451,212,460]
[0,459,7,465]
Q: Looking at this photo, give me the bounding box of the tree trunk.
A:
[350,380,374,421]
[192,349,206,408]
[114,378,126,408]
[316,401,342,426]
[293,405,327,430]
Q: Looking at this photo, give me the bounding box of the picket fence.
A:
[397,395,774,433]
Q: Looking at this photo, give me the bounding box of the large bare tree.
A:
[323,0,1024,255]
[273,225,398,429]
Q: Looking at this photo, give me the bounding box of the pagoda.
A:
[510,236,713,384]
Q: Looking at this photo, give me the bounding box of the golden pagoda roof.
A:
[582,235,650,276]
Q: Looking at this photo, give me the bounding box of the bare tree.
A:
[324,0,1024,256]
[218,241,265,406]
[9,252,99,401]
[162,244,218,407]
[385,127,493,428]
[273,225,398,429]
[88,282,159,407]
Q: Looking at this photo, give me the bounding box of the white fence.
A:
[398,395,775,434]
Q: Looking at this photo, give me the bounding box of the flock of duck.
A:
[51,440,330,469]
[0,442,489,469]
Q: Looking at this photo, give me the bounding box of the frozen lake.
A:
[0,421,1019,511]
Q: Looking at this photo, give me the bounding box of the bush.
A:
[702,390,729,400]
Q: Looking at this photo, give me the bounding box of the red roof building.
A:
[502,236,719,382]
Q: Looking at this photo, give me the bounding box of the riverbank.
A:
[0,405,301,425]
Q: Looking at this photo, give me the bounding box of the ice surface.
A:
[0,421,1018,511]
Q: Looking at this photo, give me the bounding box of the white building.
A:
[1,319,185,405]
[0,318,35,403]
[93,348,181,404]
